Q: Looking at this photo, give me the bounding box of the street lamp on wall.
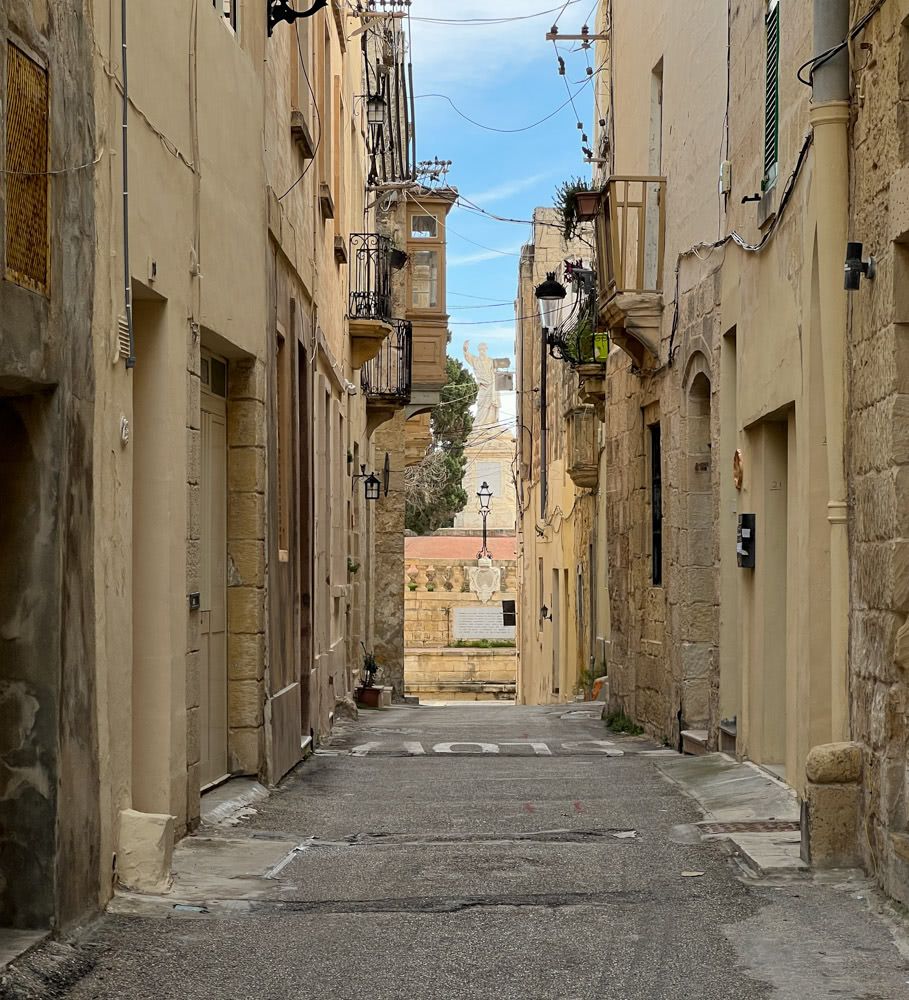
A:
[366,94,387,128]
[533,272,566,520]
[267,0,328,35]
[534,272,567,333]
[353,464,382,502]
[477,481,493,560]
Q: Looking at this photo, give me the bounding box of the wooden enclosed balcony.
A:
[566,406,600,489]
[593,176,667,367]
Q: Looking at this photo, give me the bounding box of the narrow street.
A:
[12,704,908,1000]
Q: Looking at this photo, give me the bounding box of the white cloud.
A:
[463,170,556,206]
[409,0,588,88]
[448,247,523,267]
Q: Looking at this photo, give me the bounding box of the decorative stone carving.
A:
[469,558,501,604]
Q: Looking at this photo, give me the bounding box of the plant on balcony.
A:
[554,176,595,242]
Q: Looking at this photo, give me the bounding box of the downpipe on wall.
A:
[122,0,135,368]
[810,0,850,740]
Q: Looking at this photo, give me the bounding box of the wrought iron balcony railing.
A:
[361,319,412,404]
[594,176,667,302]
[349,233,399,323]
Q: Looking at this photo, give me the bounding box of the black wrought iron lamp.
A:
[353,464,382,502]
[267,0,328,36]
[477,481,493,560]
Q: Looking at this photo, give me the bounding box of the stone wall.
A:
[0,1,99,929]
[847,0,909,906]
[603,268,722,748]
[406,649,517,701]
[404,556,517,700]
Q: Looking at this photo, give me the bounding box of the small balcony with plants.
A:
[570,176,667,368]
[348,233,407,368]
[361,319,413,434]
[540,259,610,415]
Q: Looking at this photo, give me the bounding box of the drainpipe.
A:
[540,324,548,519]
[810,0,850,741]
[122,0,135,368]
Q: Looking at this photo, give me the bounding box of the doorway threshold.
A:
[0,928,48,971]
[200,777,270,827]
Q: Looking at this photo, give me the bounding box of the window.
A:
[763,0,780,188]
[5,43,49,294]
[411,214,439,239]
[502,600,516,628]
[411,249,439,309]
[215,0,238,31]
[649,422,663,586]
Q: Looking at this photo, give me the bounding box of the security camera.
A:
[844,241,876,290]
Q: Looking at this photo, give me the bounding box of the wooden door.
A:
[200,351,229,787]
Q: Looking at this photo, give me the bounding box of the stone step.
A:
[681,729,710,756]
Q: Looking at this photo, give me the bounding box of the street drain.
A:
[698,820,800,835]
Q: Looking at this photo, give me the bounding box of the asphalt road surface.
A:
[5,703,909,999]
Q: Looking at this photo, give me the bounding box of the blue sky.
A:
[408,1,598,419]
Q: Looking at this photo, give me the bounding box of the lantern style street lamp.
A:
[366,94,387,128]
[534,272,567,332]
[477,481,493,560]
[533,273,566,519]
[353,464,382,502]
[364,473,381,502]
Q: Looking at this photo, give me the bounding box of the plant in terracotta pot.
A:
[554,177,599,242]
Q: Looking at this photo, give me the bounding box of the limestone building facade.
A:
[0,0,99,934]
[515,211,608,704]
[556,0,909,905]
[0,0,442,935]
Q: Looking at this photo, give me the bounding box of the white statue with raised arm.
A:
[463,340,509,429]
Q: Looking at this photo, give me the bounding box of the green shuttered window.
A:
[764,0,780,186]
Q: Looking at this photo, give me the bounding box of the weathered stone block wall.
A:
[226,358,268,776]
[604,268,722,748]
[405,649,517,700]
[373,412,407,699]
[0,1,99,930]
[848,0,909,906]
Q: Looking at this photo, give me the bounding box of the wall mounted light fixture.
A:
[267,0,328,36]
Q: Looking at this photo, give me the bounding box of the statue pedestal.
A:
[454,430,517,531]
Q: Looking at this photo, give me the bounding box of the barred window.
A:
[5,43,49,294]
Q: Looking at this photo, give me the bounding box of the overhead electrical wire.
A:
[409,1,583,25]
[279,23,323,202]
[413,67,600,136]
[796,0,885,86]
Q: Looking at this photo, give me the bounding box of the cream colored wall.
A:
[93,0,270,899]
[516,210,598,705]
[596,0,847,790]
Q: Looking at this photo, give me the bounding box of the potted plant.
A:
[361,644,379,689]
[555,177,600,241]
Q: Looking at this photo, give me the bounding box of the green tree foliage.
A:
[405,357,477,535]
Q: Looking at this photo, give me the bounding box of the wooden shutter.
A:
[5,43,49,294]
[763,1,780,182]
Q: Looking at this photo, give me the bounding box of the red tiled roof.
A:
[405,535,517,561]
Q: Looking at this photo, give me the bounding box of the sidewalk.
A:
[658,753,807,876]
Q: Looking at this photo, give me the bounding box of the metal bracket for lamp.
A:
[267,0,328,36]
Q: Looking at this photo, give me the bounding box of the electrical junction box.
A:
[736,514,756,569]
[720,159,732,194]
